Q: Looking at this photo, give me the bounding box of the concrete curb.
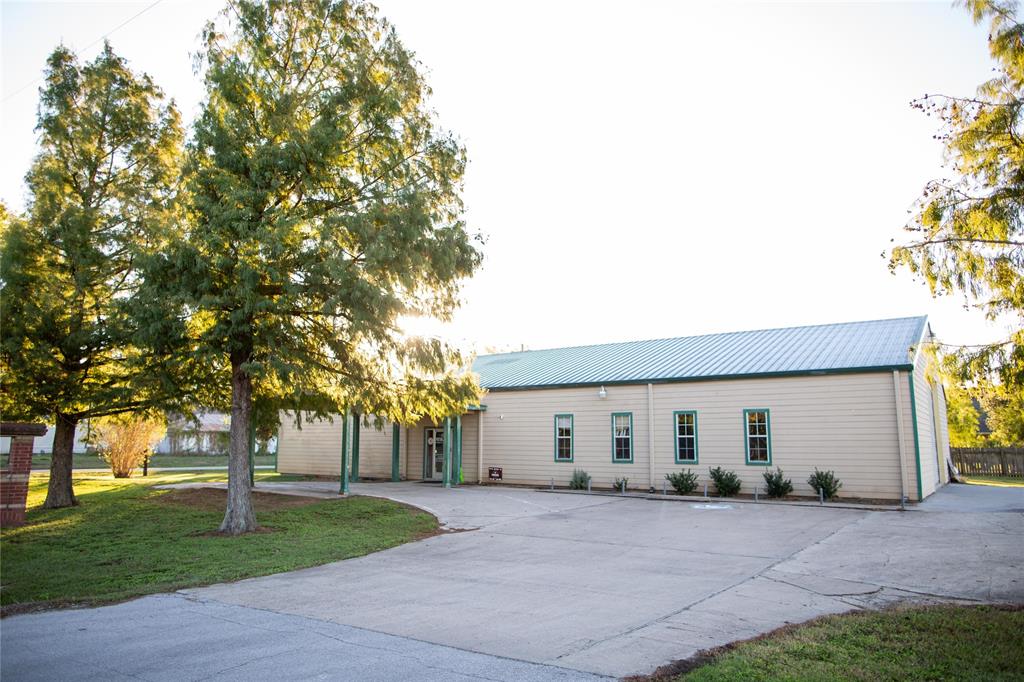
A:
[534,487,909,512]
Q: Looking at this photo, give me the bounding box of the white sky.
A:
[1,0,1013,355]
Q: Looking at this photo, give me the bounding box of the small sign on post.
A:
[488,466,503,481]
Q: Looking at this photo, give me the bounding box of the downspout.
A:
[477,412,484,484]
[892,371,907,510]
[647,383,655,491]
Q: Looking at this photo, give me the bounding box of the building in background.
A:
[276,316,951,502]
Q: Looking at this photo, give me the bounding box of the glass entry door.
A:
[425,428,444,480]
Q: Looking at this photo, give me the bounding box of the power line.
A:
[1,0,165,105]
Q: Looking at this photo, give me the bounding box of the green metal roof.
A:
[473,316,928,391]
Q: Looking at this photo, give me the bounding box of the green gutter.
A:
[907,372,923,501]
[483,364,916,393]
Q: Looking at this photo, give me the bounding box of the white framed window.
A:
[554,414,573,462]
[744,409,771,465]
[611,412,633,462]
[674,411,698,463]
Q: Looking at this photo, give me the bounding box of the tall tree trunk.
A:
[220,352,258,534]
[43,412,79,508]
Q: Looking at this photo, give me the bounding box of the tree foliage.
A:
[890,0,1024,390]
[943,379,985,447]
[142,0,483,533]
[977,380,1024,443]
[0,43,183,508]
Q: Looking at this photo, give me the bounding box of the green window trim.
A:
[673,410,698,464]
[611,412,634,463]
[554,413,574,462]
[743,408,772,466]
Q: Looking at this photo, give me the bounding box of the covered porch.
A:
[276,407,487,492]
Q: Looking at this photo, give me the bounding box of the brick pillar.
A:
[1,423,46,528]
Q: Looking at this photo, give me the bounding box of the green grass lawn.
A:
[962,474,1024,488]
[0,472,437,611]
[662,604,1024,681]
[25,452,277,470]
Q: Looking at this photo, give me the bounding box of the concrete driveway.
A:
[3,482,1022,680]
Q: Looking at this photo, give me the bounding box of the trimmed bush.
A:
[612,476,629,492]
[708,466,741,497]
[569,468,591,490]
[92,415,166,478]
[762,467,793,498]
[666,469,699,495]
[807,468,842,500]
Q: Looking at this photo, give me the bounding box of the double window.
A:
[744,409,772,465]
[674,411,698,463]
[554,414,573,462]
[611,412,633,462]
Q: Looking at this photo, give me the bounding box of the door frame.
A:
[423,427,444,480]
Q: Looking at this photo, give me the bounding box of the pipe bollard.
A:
[703,483,708,498]
[662,479,667,495]
[587,478,591,493]
[620,480,626,494]
[819,488,824,505]
[550,478,554,490]
[754,486,759,503]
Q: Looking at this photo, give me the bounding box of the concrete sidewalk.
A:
[1,594,605,682]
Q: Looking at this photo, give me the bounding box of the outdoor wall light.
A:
[598,386,608,399]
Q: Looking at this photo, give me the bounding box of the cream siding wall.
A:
[910,347,947,498]
[277,413,397,480]
[277,414,344,477]
[405,424,425,480]
[277,413,478,482]
[481,372,925,500]
[934,384,951,484]
[277,371,949,502]
[461,414,480,483]
[893,371,917,501]
[352,418,394,479]
[480,385,651,488]
[654,373,910,500]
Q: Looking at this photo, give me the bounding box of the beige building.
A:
[277,316,951,502]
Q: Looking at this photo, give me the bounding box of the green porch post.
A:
[339,409,350,495]
[350,411,360,482]
[442,417,452,489]
[391,422,401,482]
[455,415,462,485]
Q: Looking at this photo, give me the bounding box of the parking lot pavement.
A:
[4,483,1021,679]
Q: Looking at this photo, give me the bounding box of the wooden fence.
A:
[951,447,1024,478]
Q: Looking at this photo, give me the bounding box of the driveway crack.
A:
[554,512,872,660]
